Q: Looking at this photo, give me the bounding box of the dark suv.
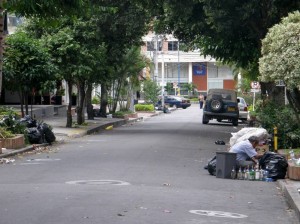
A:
[202,89,239,126]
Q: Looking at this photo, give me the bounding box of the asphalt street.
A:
[0,105,298,224]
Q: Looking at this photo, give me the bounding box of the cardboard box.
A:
[256,144,269,155]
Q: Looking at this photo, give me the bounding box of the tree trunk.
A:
[76,82,86,125]
[24,91,29,115]
[260,82,285,106]
[286,88,300,122]
[18,90,24,117]
[66,80,73,128]
[112,80,122,113]
[86,83,94,120]
[99,83,108,117]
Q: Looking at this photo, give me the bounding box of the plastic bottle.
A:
[231,166,236,179]
[237,167,243,180]
[250,166,255,181]
[263,170,269,181]
[245,166,250,180]
[255,166,260,180]
[259,166,264,181]
[242,168,246,180]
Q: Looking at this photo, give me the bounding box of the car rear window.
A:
[207,89,237,101]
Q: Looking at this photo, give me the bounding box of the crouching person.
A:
[229,136,263,168]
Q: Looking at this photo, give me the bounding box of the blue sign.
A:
[193,63,206,76]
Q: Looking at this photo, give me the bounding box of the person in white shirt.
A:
[229,136,263,168]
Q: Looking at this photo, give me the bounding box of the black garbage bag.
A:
[259,152,288,180]
[25,127,43,144]
[40,123,56,144]
[20,115,37,128]
[207,156,217,176]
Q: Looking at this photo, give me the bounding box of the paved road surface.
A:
[0,105,297,224]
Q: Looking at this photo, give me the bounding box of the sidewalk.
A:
[0,109,299,222]
[0,110,162,158]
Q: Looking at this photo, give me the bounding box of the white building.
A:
[141,32,236,96]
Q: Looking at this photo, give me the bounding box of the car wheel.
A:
[169,104,174,107]
[210,98,223,112]
[182,106,187,109]
[175,104,179,108]
[217,119,222,122]
[232,119,238,126]
[202,114,209,124]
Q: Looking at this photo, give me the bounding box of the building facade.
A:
[141,33,236,96]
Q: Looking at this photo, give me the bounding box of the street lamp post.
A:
[161,52,165,108]
[154,36,158,82]
[177,40,180,96]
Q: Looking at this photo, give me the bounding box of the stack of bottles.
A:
[231,165,272,181]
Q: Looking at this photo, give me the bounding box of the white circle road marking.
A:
[65,180,131,186]
[189,210,248,219]
[19,162,43,165]
[26,158,61,162]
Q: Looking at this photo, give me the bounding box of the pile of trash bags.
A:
[259,152,288,180]
[229,127,269,147]
[20,115,56,144]
[206,156,217,176]
[205,128,288,180]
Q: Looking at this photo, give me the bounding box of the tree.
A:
[93,0,152,118]
[3,30,57,116]
[143,79,160,105]
[109,46,149,113]
[0,0,84,99]
[259,11,300,120]
[151,0,300,91]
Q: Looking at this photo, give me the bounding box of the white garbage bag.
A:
[230,127,269,147]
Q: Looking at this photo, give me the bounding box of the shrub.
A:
[113,110,134,116]
[0,109,26,135]
[255,100,300,149]
[92,96,100,104]
[0,127,15,138]
[143,79,160,105]
[135,104,154,112]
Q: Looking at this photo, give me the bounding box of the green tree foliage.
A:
[0,0,85,99]
[255,100,300,149]
[143,79,160,105]
[260,11,300,89]
[3,31,57,116]
[112,46,149,113]
[40,18,107,126]
[259,11,300,119]
[5,0,84,17]
[152,0,300,77]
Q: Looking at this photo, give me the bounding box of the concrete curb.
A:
[278,179,300,222]
[0,115,148,159]
[0,143,49,159]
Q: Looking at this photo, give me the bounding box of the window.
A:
[168,41,178,51]
[146,41,162,51]
[208,80,223,89]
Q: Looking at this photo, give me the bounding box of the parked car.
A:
[237,97,248,121]
[157,95,191,109]
[202,89,239,126]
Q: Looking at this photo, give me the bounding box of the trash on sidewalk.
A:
[206,156,217,176]
[21,115,56,145]
[105,125,113,130]
[0,158,15,164]
[215,140,225,145]
[259,152,288,180]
